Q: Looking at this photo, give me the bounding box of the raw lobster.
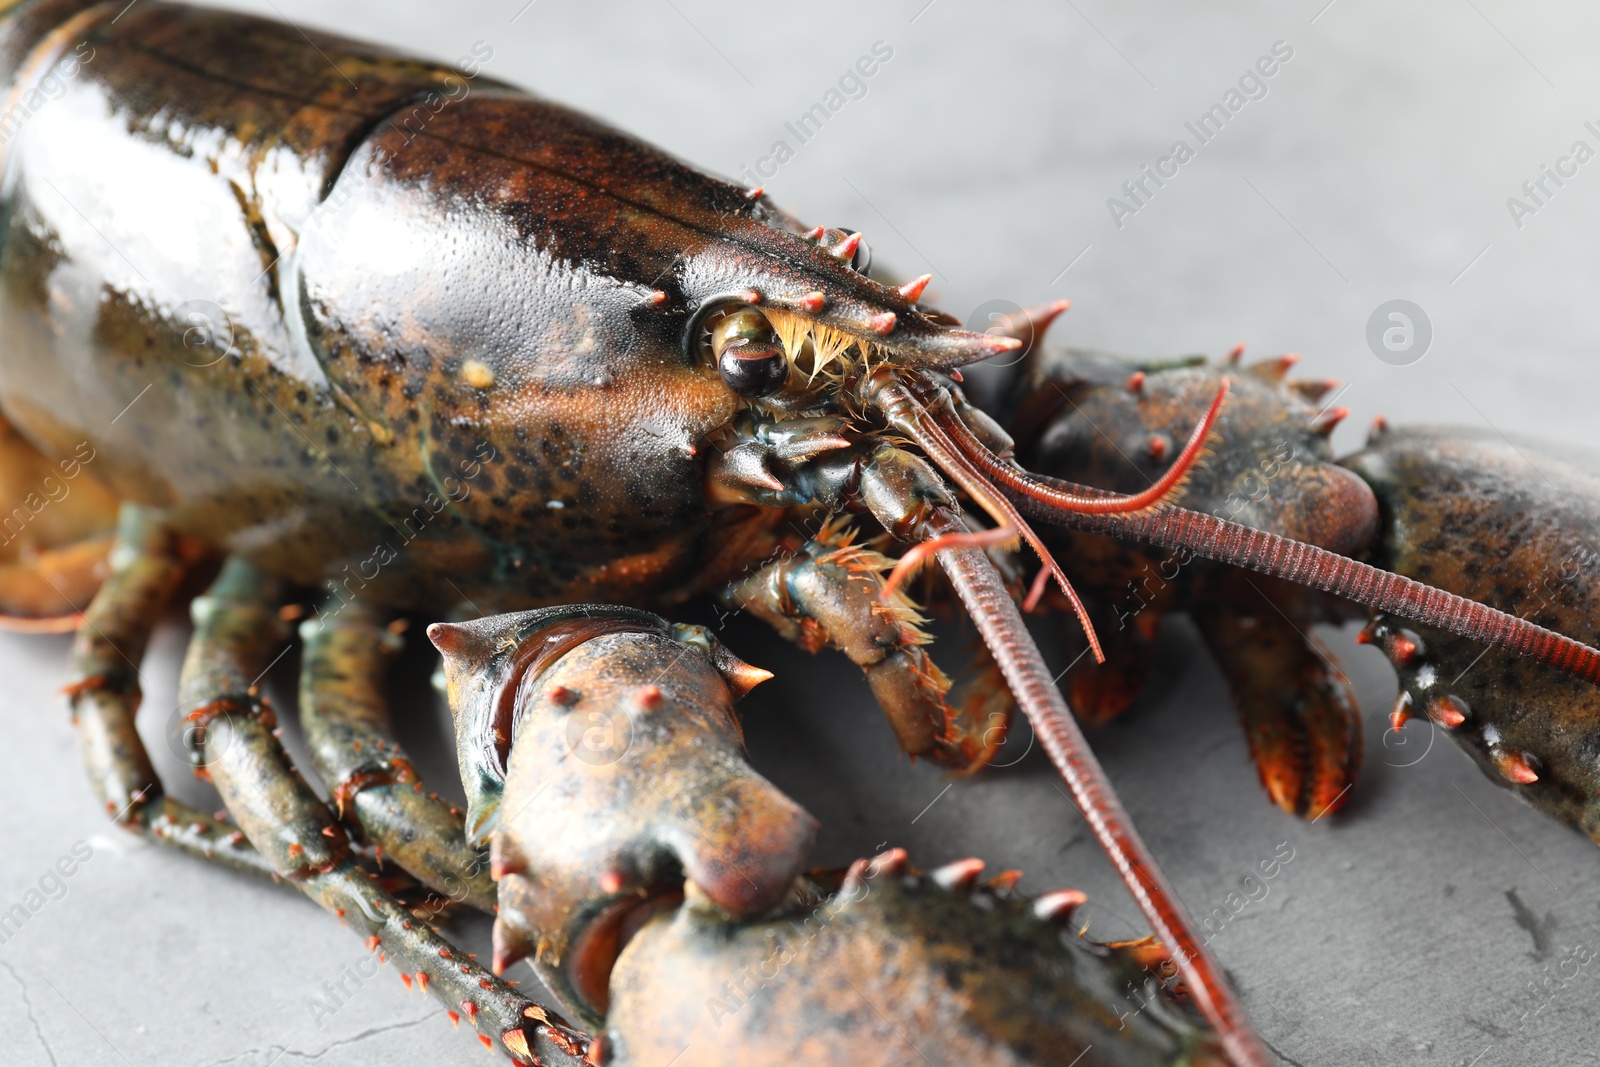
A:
[2,2,1597,1064]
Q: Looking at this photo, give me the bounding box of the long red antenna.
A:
[865,371,1270,1067]
[929,514,1270,1067]
[938,410,1600,688]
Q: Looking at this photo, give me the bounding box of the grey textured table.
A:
[2,1,1598,1064]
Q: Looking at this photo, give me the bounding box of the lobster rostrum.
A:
[431,605,1227,1066]
[4,2,1600,1065]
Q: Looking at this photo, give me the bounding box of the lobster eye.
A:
[708,306,789,398]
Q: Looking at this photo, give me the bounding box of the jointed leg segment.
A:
[299,604,496,912]
[66,506,269,876]
[182,558,585,1065]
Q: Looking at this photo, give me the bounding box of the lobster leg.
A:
[723,521,1009,771]
[182,558,586,1066]
[66,505,270,876]
[1193,606,1362,819]
[298,605,497,912]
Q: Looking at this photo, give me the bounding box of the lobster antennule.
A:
[869,371,1105,663]
[941,379,1229,517]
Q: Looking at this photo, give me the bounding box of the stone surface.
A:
[3,1,1599,1065]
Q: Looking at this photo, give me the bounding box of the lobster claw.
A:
[431,607,817,1029]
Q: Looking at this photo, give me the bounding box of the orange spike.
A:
[1389,633,1419,665]
[897,273,932,302]
[830,232,863,260]
[416,972,429,992]
[647,289,668,305]
[743,185,763,200]
[986,869,1023,892]
[635,685,663,710]
[739,288,761,305]
[463,1000,479,1022]
[599,869,625,895]
[1494,749,1540,784]
[1146,435,1168,462]
[715,652,773,699]
[547,685,575,705]
[868,847,909,876]
[1389,691,1413,732]
[931,857,986,891]
[994,299,1070,353]
[365,936,381,951]
[1125,370,1146,394]
[868,311,897,335]
[1247,353,1299,381]
[798,291,825,314]
[1289,377,1339,403]
[400,972,413,990]
[447,1010,460,1029]
[1225,343,1244,364]
[1034,888,1088,923]
[1310,406,1349,435]
[502,1028,532,1060]
[425,621,470,656]
[478,1034,493,1050]
[804,224,825,241]
[1430,695,1468,728]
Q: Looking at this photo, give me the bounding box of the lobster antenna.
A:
[867,371,1271,1067]
[926,513,1271,1067]
[936,409,1600,688]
